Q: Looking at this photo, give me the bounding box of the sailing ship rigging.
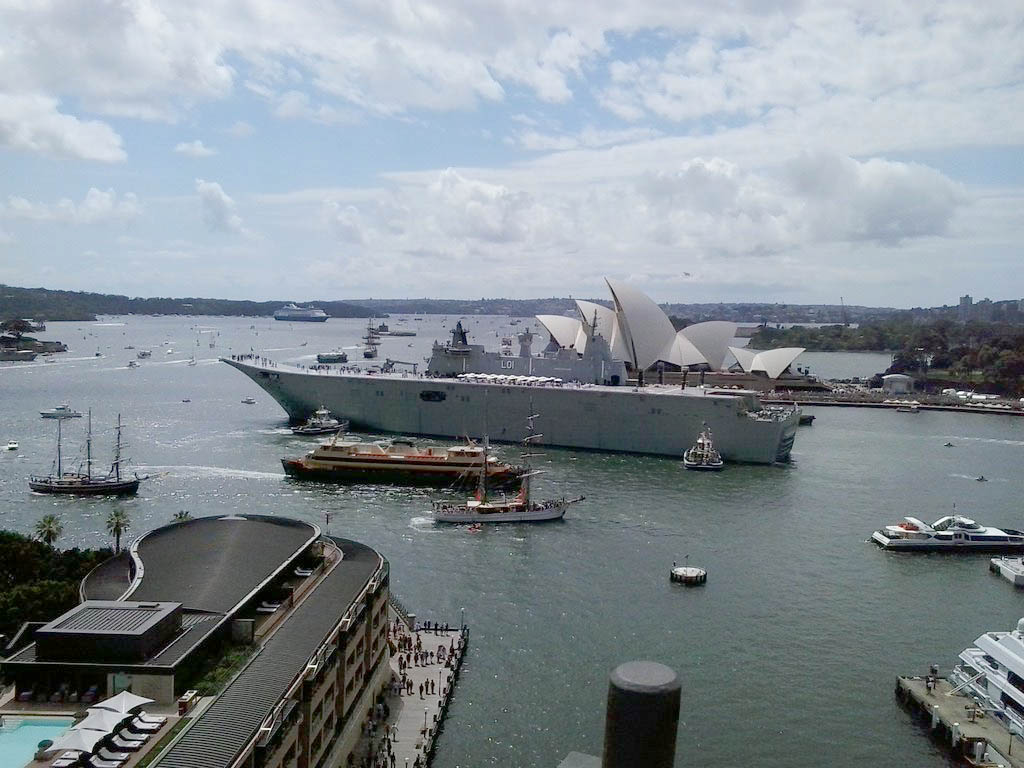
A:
[29,411,147,495]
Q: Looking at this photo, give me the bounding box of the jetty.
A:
[896,675,1023,767]
[350,605,469,767]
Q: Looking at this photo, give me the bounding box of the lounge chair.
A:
[294,567,313,577]
[136,712,167,725]
[86,758,124,768]
[110,735,145,751]
[96,747,130,763]
[16,686,35,702]
[115,728,148,743]
[51,752,81,768]
[80,685,99,704]
[126,717,162,733]
[256,605,278,614]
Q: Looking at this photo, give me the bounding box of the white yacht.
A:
[4,440,17,451]
[40,404,83,419]
[949,618,1024,734]
[872,514,1024,551]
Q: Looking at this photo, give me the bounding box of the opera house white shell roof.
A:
[532,278,804,379]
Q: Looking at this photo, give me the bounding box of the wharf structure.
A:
[1,515,395,768]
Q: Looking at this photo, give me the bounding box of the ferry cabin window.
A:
[420,391,446,402]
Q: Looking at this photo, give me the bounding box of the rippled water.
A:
[1,316,1022,767]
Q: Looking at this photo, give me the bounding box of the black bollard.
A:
[602,661,680,768]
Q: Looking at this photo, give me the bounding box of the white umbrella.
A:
[46,727,106,755]
[92,689,154,714]
[74,708,129,732]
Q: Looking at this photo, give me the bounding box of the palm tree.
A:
[106,510,131,554]
[172,510,192,522]
[34,514,63,547]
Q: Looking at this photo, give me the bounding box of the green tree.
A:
[106,510,131,554]
[34,514,63,547]
[172,510,192,522]
[0,318,32,337]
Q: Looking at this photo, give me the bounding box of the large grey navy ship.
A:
[225,280,802,463]
[222,325,798,464]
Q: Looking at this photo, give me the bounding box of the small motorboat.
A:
[977,475,988,482]
[127,360,139,369]
[241,396,257,405]
[40,404,83,419]
[683,424,724,471]
[4,440,18,451]
[182,398,192,403]
[944,441,955,447]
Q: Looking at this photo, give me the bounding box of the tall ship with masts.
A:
[29,412,147,495]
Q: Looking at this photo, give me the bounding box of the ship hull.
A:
[281,458,518,488]
[28,477,140,495]
[224,359,799,464]
[274,314,328,322]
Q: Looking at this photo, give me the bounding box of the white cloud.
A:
[195,179,245,234]
[323,201,367,243]
[226,120,254,137]
[0,94,125,163]
[174,140,216,157]
[517,126,661,151]
[272,91,355,125]
[1,188,141,223]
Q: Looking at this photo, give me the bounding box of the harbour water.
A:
[1,316,1022,767]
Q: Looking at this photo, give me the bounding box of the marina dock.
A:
[351,606,469,767]
[896,676,1022,767]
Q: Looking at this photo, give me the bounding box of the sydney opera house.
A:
[533,279,808,386]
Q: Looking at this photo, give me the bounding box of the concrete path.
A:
[351,614,467,768]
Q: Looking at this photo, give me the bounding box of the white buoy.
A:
[669,563,707,585]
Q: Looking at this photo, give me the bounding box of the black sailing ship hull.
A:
[28,476,141,495]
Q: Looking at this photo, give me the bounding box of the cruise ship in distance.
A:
[273,303,328,322]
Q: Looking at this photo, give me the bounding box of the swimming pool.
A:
[0,717,74,768]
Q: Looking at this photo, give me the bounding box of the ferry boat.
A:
[432,415,584,523]
[871,515,1024,551]
[683,424,724,471]
[282,437,521,487]
[948,617,1024,735]
[317,351,348,364]
[291,406,347,435]
[40,404,83,419]
[29,412,145,495]
[273,304,328,322]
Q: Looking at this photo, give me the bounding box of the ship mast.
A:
[86,409,92,479]
[113,414,123,481]
[56,418,62,477]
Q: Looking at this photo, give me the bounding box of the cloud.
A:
[272,91,355,125]
[226,121,254,137]
[516,126,661,151]
[323,201,367,243]
[195,179,245,234]
[0,94,125,162]
[1,188,141,223]
[174,140,217,157]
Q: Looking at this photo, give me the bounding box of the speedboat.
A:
[872,514,1024,551]
[137,350,151,359]
[291,406,347,435]
[40,404,83,419]
[977,475,989,482]
[683,424,724,471]
[127,360,139,369]
[241,396,257,405]
[4,440,17,451]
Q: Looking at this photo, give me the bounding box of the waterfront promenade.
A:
[351,611,468,768]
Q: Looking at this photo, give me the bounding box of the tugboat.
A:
[291,406,348,436]
[683,424,724,471]
[432,413,584,523]
[29,412,146,495]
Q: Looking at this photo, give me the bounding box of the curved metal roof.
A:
[575,300,630,361]
[535,314,585,350]
[680,321,738,371]
[605,278,678,370]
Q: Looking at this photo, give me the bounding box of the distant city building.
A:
[958,294,973,321]
[1,514,391,768]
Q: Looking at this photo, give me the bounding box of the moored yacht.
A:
[949,618,1024,735]
[990,557,1024,587]
[871,514,1024,551]
[40,404,82,419]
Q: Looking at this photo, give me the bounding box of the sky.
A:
[1,1,1022,307]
